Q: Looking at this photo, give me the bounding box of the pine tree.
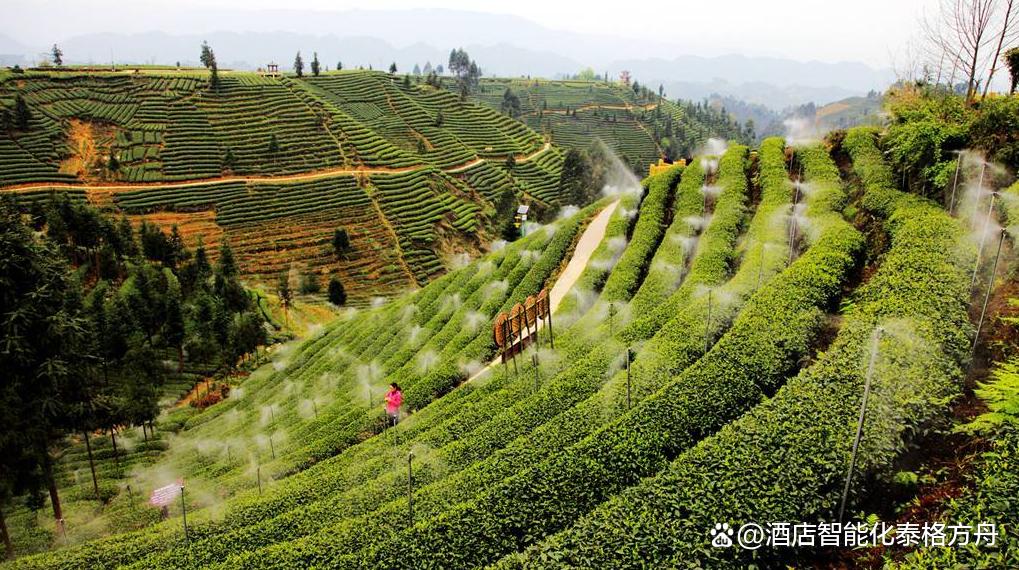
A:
[200,41,214,68]
[107,149,119,173]
[327,276,347,306]
[267,133,280,162]
[277,271,293,326]
[332,227,350,256]
[224,147,237,171]
[336,60,343,71]
[51,44,63,66]
[389,62,398,74]
[294,51,304,78]
[311,52,320,77]
[13,95,31,131]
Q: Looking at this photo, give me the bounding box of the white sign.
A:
[149,481,183,507]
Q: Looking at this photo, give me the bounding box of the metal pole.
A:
[971,229,1007,364]
[180,486,189,546]
[407,452,414,525]
[972,192,998,288]
[532,353,540,392]
[705,289,713,353]
[312,399,318,418]
[839,328,883,523]
[625,348,632,409]
[257,465,262,495]
[948,155,961,214]
[546,311,554,349]
[269,434,275,459]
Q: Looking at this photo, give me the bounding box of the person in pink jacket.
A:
[384,382,403,426]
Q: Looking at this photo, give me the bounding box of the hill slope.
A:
[0,69,562,299]
[470,77,749,171]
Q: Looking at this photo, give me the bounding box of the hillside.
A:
[469,77,749,171]
[4,111,1011,567]
[0,68,563,300]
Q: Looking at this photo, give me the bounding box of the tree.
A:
[294,51,304,77]
[0,198,90,534]
[492,186,520,242]
[558,148,593,206]
[198,41,219,91]
[311,52,320,77]
[107,148,120,173]
[224,147,237,171]
[267,133,280,162]
[436,64,444,74]
[228,311,267,366]
[448,48,481,99]
[1008,47,1019,93]
[505,154,517,170]
[328,276,347,306]
[277,271,293,325]
[209,60,220,92]
[921,0,998,103]
[332,227,350,256]
[423,61,433,75]
[164,291,186,371]
[413,63,421,75]
[51,44,63,66]
[501,88,521,118]
[982,0,1018,98]
[336,60,343,71]
[403,74,411,88]
[299,270,321,294]
[434,109,444,127]
[389,61,398,74]
[13,95,30,130]
[200,41,214,68]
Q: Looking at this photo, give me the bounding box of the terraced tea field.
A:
[471,78,748,171]
[3,124,1006,568]
[0,69,563,299]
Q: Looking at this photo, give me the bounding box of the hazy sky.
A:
[9,0,935,68]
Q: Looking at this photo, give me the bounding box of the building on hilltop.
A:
[261,62,280,77]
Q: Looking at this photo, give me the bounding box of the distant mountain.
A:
[4,4,895,110]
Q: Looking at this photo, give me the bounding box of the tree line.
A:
[0,195,270,557]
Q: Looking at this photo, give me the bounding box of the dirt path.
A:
[1,143,554,194]
[467,199,620,382]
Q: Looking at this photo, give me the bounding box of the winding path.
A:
[0,142,554,194]
[467,198,621,382]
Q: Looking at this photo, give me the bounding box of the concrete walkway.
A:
[467,199,621,382]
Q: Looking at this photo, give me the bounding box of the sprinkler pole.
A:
[407,452,414,525]
[269,434,275,459]
[625,348,632,409]
[949,155,961,214]
[257,465,262,495]
[546,311,554,349]
[972,192,998,288]
[180,485,189,546]
[839,328,883,523]
[531,353,540,392]
[705,289,713,353]
[971,229,1007,365]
